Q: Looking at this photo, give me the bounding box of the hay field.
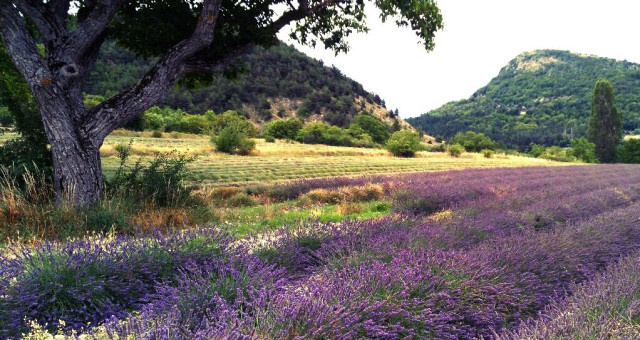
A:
[100,132,560,186]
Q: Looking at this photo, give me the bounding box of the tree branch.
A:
[46,0,71,30]
[181,43,255,74]
[54,0,128,63]
[87,0,222,141]
[270,0,337,32]
[0,1,49,89]
[12,0,61,41]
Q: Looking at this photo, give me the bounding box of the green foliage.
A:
[210,111,258,137]
[172,115,212,134]
[481,149,494,158]
[529,144,546,157]
[449,131,496,152]
[618,139,640,163]
[568,138,597,163]
[408,50,640,149]
[141,106,212,134]
[0,107,13,126]
[0,41,51,179]
[212,120,256,155]
[386,130,422,157]
[107,143,196,207]
[349,114,390,144]
[447,144,465,157]
[588,79,622,163]
[264,118,303,140]
[83,94,105,109]
[297,121,374,147]
[539,146,573,162]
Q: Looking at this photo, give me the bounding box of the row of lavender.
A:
[2,165,640,338]
[501,249,640,339]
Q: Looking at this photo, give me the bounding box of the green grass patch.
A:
[218,200,391,237]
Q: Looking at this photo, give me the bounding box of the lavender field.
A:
[3,165,640,339]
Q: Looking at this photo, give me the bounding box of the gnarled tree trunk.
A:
[0,0,223,206]
[39,102,104,205]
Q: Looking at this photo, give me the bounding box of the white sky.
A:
[277,0,640,118]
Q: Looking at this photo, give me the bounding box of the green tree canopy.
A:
[449,131,496,152]
[349,114,390,144]
[386,130,421,157]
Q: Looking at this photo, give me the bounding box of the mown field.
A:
[2,164,640,339]
[101,131,557,185]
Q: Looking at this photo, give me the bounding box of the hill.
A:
[407,50,640,149]
[86,41,409,130]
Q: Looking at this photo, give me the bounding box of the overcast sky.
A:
[278,0,640,119]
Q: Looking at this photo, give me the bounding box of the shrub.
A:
[226,192,257,207]
[211,110,257,137]
[151,130,163,138]
[386,130,422,157]
[529,144,545,157]
[236,138,256,156]
[297,121,365,147]
[264,135,276,143]
[0,137,53,181]
[174,114,212,134]
[264,118,303,140]
[481,149,494,158]
[568,137,597,163]
[424,143,446,152]
[447,143,465,157]
[450,131,495,152]
[212,120,256,155]
[540,146,573,162]
[618,139,640,163]
[107,143,195,207]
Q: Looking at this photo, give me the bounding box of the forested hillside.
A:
[85,41,403,129]
[408,50,640,149]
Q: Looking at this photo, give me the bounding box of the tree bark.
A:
[36,88,105,204]
[48,127,104,205]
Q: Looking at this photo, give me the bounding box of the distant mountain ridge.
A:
[407,50,640,149]
[87,41,410,130]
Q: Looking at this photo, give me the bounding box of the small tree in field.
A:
[447,144,464,157]
[386,130,421,157]
[0,0,443,205]
[587,79,622,163]
[212,120,255,155]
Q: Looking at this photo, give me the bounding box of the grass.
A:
[98,131,560,186]
[216,200,391,237]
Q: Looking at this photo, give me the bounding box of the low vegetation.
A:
[4,165,640,339]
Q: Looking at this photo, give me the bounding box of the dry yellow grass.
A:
[101,134,562,186]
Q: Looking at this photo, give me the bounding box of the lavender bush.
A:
[6,164,640,339]
[0,229,234,338]
[500,250,640,339]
